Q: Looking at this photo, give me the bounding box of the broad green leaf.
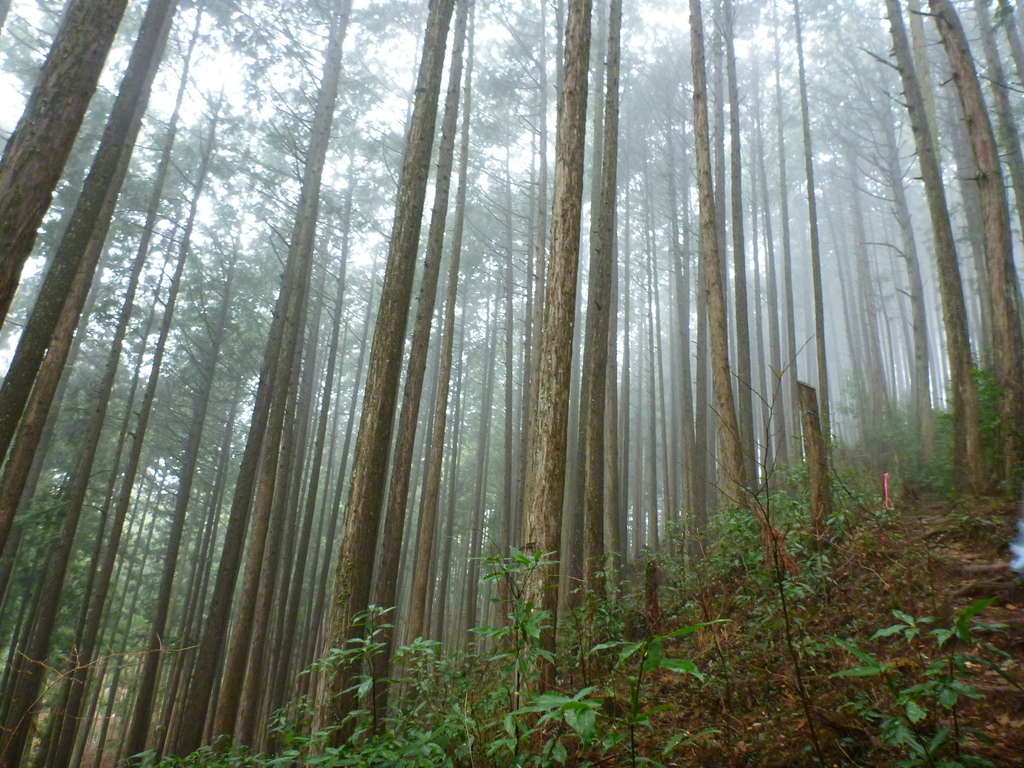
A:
[872,624,910,639]
[905,699,927,723]
[565,707,597,745]
[664,620,724,638]
[552,740,568,764]
[590,640,627,654]
[955,597,996,642]
[892,610,916,625]
[659,657,704,681]
[938,685,959,709]
[643,637,664,675]
[618,640,644,663]
[832,666,887,678]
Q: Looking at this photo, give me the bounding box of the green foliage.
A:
[831,599,1005,767]
[486,687,602,767]
[476,547,558,688]
[589,623,713,768]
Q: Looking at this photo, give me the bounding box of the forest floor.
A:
[597,492,1024,767]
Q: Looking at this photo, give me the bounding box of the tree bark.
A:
[581,0,619,594]
[0,0,132,325]
[690,0,746,509]
[169,3,352,753]
[773,0,801,467]
[319,0,454,733]
[370,0,468,697]
[44,113,215,767]
[520,0,591,689]
[886,0,983,491]
[0,0,178,553]
[725,0,757,486]
[931,0,1024,484]
[122,249,235,759]
[797,382,832,540]
[793,0,831,437]
[405,36,473,638]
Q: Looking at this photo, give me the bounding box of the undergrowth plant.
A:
[590,623,713,768]
[832,597,1009,767]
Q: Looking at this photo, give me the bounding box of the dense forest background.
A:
[0,0,1022,765]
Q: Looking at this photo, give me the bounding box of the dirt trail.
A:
[902,497,1024,762]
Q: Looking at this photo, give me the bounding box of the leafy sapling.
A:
[590,622,717,768]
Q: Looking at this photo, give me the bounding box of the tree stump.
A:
[798,381,833,541]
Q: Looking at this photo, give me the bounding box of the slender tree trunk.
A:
[690,0,746,509]
[319,0,454,733]
[0,0,178,553]
[974,0,1024,248]
[370,0,468,705]
[644,236,660,551]
[0,0,133,324]
[213,90,320,750]
[170,3,352,753]
[879,101,933,458]
[886,0,983,491]
[269,226,349,718]
[581,0,620,593]
[931,0,1024,483]
[427,317,465,644]
[122,251,235,759]
[753,85,788,470]
[848,156,888,436]
[519,0,591,689]
[793,0,831,437]
[519,0,551,528]
[997,0,1024,85]
[725,0,756,485]
[945,87,993,366]
[46,116,215,766]
[666,123,697,522]
[464,309,497,637]
[407,38,473,639]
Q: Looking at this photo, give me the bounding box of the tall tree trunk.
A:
[848,156,889,437]
[974,0,1024,248]
[945,87,993,366]
[426,317,466,644]
[122,251,235,759]
[931,0,1024,484]
[319,0,454,733]
[519,0,551,529]
[886,0,983,491]
[879,100,933,459]
[725,0,756,486]
[666,125,698,530]
[464,307,497,637]
[0,0,132,324]
[407,45,473,638]
[753,80,788,471]
[269,224,350,720]
[169,2,352,753]
[690,0,746,509]
[793,0,831,437]
[0,0,178,553]
[997,0,1024,85]
[370,0,468,706]
[520,0,591,689]
[44,115,215,766]
[772,2,801,465]
[581,0,620,593]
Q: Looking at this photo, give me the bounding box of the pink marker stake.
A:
[884,472,890,509]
